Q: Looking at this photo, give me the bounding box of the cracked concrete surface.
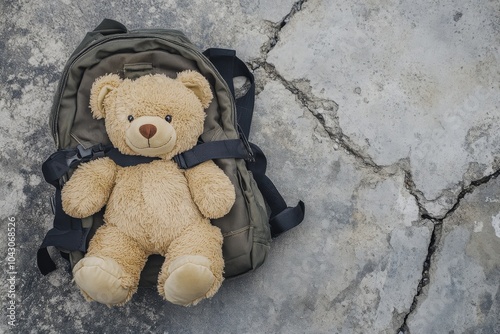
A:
[1,0,499,333]
[268,0,500,218]
[407,177,500,333]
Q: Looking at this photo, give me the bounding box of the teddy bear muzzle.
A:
[125,115,177,156]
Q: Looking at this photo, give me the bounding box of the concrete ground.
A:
[1,0,499,333]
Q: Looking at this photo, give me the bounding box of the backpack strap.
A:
[246,143,305,237]
[203,48,305,237]
[41,144,161,183]
[93,18,128,35]
[107,148,160,167]
[38,144,112,275]
[37,187,92,275]
[174,139,253,169]
[203,48,255,139]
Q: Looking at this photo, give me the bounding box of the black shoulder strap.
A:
[107,148,160,167]
[37,188,92,275]
[203,48,255,139]
[174,139,253,169]
[246,143,305,237]
[38,144,109,275]
[203,49,305,237]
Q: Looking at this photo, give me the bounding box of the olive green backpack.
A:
[37,19,304,285]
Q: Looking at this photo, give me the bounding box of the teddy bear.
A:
[61,70,236,307]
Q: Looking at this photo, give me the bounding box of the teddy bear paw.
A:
[162,255,217,306]
[73,256,131,306]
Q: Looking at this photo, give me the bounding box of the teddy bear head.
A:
[89,70,213,159]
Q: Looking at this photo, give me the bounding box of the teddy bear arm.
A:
[62,157,117,218]
[184,160,236,219]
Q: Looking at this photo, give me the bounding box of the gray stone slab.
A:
[407,177,500,333]
[0,0,294,64]
[268,0,500,217]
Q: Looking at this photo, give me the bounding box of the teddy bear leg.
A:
[73,224,148,306]
[158,223,224,306]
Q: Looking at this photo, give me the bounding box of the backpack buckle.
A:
[77,145,93,160]
[64,144,106,168]
[65,151,80,168]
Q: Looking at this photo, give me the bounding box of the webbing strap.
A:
[204,48,305,237]
[42,150,72,188]
[93,18,128,35]
[270,201,305,238]
[107,148,159,167]
[203,48,255,139]
[174,139,252,169]
[37,227,91,275]
[39,144,112,275]
[37,248,57,275]
[107,140,252,169]
[247,143,305,237]
[37,188,91,275]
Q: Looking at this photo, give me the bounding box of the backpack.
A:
[37,19,305,286]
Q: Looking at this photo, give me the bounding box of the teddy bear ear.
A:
[89,74,122,119]
[176,70,214,109]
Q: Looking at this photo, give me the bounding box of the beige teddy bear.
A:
[61,71,236,306]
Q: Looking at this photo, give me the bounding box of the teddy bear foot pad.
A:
[73,256,131,306]
[162,255,216,306]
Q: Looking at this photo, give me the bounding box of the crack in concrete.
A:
[396,168,500,333]
[261,0,308,55]
[395,171,438,334]
[255,0,387,172]
[403,170,430,218]
[252,61,383,172]
[436,168,500,221]
[396,218,443,334]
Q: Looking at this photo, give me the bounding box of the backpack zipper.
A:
[52,33,237,148]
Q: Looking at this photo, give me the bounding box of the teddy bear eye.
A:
[165,115,173,123]
[127,115,134,122]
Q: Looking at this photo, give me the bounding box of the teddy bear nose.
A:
[139,124,157,139]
